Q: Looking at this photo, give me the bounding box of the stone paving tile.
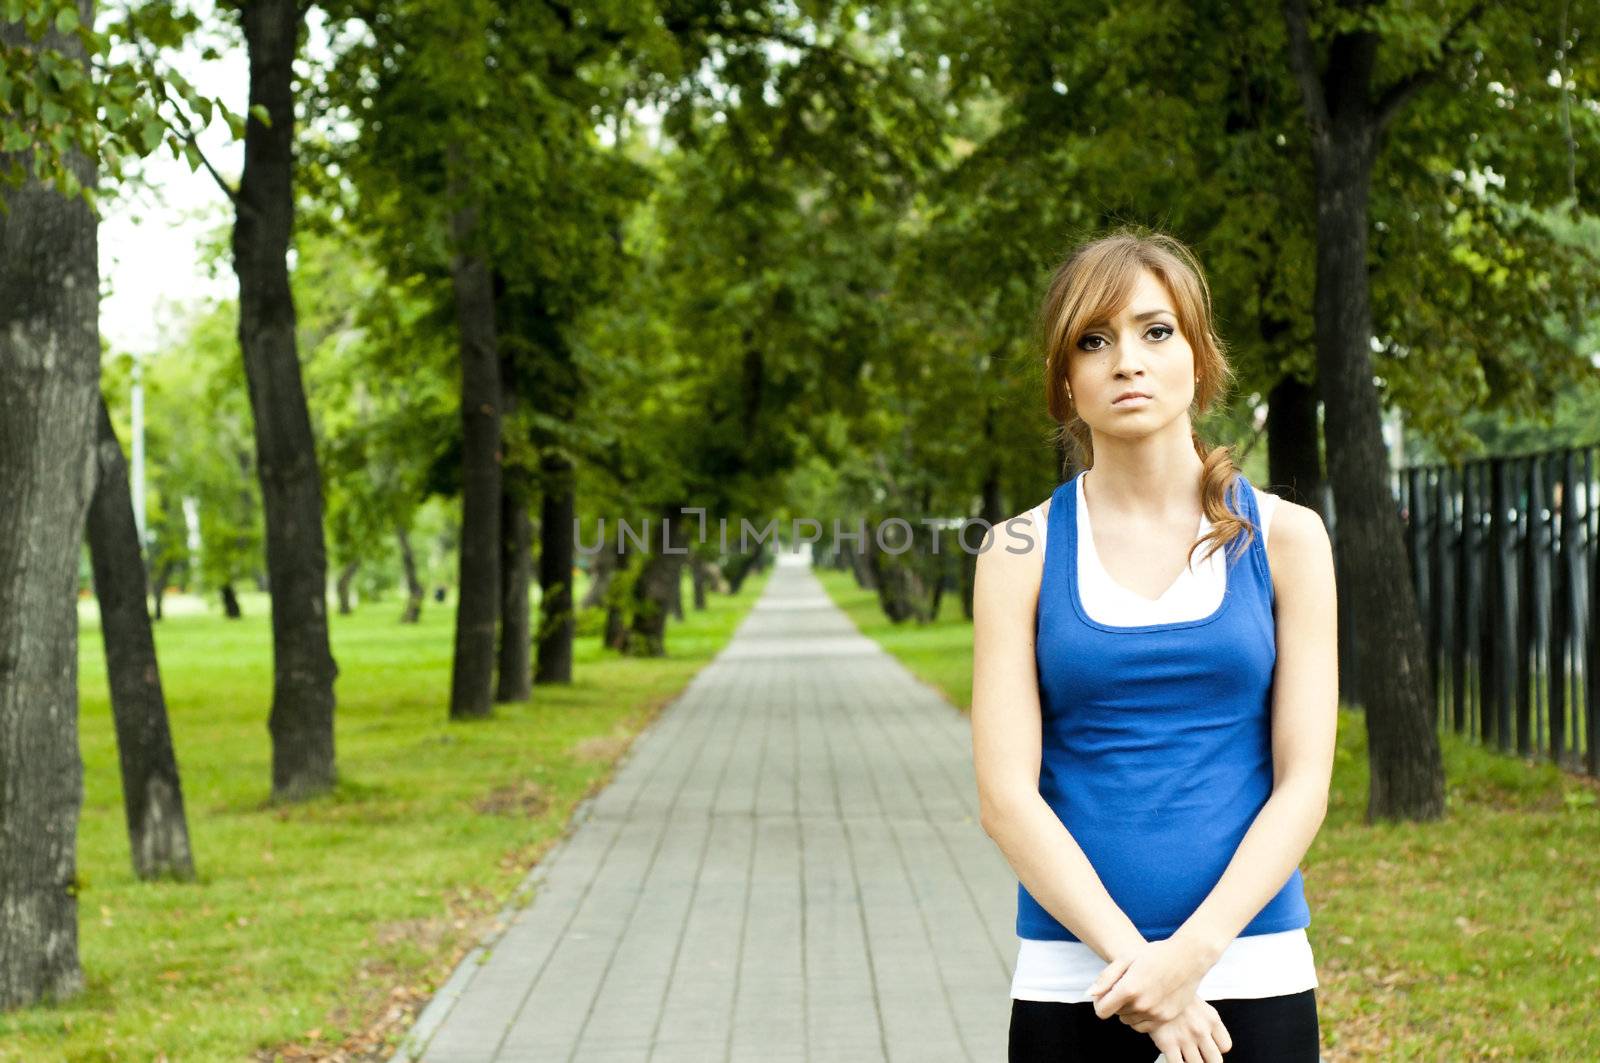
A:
[394,553,1019,1063]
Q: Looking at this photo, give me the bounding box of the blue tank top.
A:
[1017,469,1312,942]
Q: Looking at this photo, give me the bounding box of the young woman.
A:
[971,230,1338,1063]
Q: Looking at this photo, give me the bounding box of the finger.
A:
[1200,1029,1223,1063]
[1212,1015,1233,1055]
[1088,956,1133,997]
[1094,985,1128,1019]
[1181,1039,1204,1063]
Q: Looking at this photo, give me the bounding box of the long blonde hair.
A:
[1036,228,1255,566]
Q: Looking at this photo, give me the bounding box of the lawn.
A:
[814,565,1600,1062]
[0,568,769,1062]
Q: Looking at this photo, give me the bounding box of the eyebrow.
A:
[1085,308,1175,327]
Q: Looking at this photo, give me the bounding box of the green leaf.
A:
[249,103,272,129]
[55,5,79,34]
[140,116,164,154]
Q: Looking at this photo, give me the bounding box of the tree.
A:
[293,215,453,618]
[570,5,943,642]
[321,0,659,692]
[138,298,267,612]
[444,141,502,717]
[1282,0,1600,821]
[229,0,339,797]
[85,398,195,882]
[0,0,97,1012]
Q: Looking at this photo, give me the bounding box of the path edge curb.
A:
[383,786,604,1063]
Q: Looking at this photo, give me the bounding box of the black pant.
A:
[1009,989,1320,1061]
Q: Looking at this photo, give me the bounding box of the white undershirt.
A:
[1012,476,1318,1005]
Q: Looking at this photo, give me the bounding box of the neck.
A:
[1084,419,1206,520]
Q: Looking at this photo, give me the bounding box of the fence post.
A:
[1586,447,1599,776]
[1517,456,1539,756]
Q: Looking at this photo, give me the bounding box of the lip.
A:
[1112,392,1153,406]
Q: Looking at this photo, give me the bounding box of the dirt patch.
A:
[569,733,630,764]
[251,887,507,1062]
[473,779,550,818]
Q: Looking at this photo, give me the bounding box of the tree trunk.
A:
[871,532,931,624]
[603,522,634,651]
[1286,11,1444,821]
[849,539,877,590]
[235,0,338,801]
[690,554,710,610]
[0,2,96,1006]
[397,525,424,624]
[666,551,684,620]
[603,594,629,652]
[446,186,502,720]
[85,399,195,882]
[629,509,686,656]
[150,558,176,621]
[1266,373,1325,519]
[535,454,576,684]
[723,543,765,594]
[496,491,531,702]
[580,522,614,609]
[221,583,243,619]
[336,561,359,615]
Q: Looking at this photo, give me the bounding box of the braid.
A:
[1189,429,1257,567]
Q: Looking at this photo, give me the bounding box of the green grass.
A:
[1,569,768,1062]
[814,566,1600,1062]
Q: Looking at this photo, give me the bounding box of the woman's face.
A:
[1066,268,1197,442]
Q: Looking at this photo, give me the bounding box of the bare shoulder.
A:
[973,500,1050,612]
[1264,498,1335,601]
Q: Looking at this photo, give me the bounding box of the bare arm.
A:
[970,506,1145,964]
[1170,501,1339,965]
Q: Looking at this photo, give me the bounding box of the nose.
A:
[1111,344,1147,379]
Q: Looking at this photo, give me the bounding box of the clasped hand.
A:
[1087,936,1206,1027]
[1088,937,1233,1059]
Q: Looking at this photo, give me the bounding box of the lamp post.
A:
[131,350,146,547]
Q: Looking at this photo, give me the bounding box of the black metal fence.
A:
[1350,447,1600,777]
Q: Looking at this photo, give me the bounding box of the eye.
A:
[1148,324,1174,340]
[1077,334,1106,352]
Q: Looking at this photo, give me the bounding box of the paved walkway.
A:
[392,552,1018,1062]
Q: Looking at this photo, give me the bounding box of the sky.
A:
[100,4,291,358]
[95,6,667,360]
